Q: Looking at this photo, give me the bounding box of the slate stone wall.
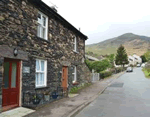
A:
[0,0,91,107]
[0,57,4,112]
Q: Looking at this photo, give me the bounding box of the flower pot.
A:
[52,92,58,99]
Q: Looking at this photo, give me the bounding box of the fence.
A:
[91,73,100,82]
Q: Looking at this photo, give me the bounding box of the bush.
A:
[100,71,112,79]
[142,68,150,78]
[85,59,111,73]
[146,68,150,73]
[115,67,122,73]
[69,83,92,94]
[110,68,116,74]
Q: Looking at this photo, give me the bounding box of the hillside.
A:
[86,33,150,57]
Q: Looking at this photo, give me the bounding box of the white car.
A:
[126,67,133,72]
[137,64,141,67]
[141,63,145,68]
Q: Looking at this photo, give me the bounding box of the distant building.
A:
[114,54,142,67]
[128,54,142,66]
[132,54,142,64]
[128,55,136,66]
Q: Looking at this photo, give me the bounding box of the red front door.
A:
[2,58,20,110]
[62,66,68,91]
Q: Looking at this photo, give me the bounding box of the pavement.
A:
[0,71,125,117]
[24,71,125,117]
[0,107,35,117]
[75,67,150,117]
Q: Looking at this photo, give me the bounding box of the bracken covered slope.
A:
[86,33,150,56]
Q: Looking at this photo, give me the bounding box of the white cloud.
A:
[42,0,150,44]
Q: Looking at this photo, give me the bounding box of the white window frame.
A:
[37,11,48,40]
[35,59,47,88]
[73,36,77,52]
[72,66,77,83]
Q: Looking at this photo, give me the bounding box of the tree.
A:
[86,59,111,73]
[115,45,129,68]
[106,54,115,68]
[140,55,147,63]
[91,59,110,73]
[144,51,150,61]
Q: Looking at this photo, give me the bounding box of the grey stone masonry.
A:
[0,58,4,112]
[0,0,91,108]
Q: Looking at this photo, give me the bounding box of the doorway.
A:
[2,58,21,111]
[62,66,68,91]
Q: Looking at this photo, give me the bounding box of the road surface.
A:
[75,67,150,117]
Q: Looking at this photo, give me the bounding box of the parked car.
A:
[141,63,145,68]
[126,67,133,72]
[137,64,141,67]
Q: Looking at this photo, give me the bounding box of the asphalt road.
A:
[75,67,150,117]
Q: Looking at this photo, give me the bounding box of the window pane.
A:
[42,27,45,39]
[11,63,17,88]
[41,61,44,71]
[73,43,75,50]
[42,16,46,26]
[36,60,40,71]
[74,66,76,81]
[36,73,38,85]
[38,13,41,19]
[36,73,40,85]
[35,60,46,87]
[74,37,77,51]
[40,73,44,85]
[37,24,41,37]
[74,37,76,43]
[72,74,75,82]
[4,62,9,88]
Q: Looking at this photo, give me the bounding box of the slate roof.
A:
[85,55,99,61]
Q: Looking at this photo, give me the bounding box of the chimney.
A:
[51,6,57,12]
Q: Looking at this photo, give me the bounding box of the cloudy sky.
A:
[42,0,150,45]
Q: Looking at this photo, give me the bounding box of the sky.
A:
[42,0,150,45]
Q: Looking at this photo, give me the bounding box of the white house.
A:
[128,55,136,66]
[114,54,142,67]
[132,54,142,64]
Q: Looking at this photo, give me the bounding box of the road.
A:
[75,67,150,117]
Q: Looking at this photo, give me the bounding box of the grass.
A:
[142,68,150,78]
[69,83,92,94]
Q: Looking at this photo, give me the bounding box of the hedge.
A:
[115,67,122,73]
[100,71,112,79]
[100,67,127,79]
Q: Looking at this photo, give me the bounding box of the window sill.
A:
[73,50,79,54]
[36,37,50,43]
[35,86,48,89]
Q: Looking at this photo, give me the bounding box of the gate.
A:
[91,73,100,82]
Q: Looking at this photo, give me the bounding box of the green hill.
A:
[86,33,150,57]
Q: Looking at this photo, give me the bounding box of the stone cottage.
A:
[0,0,91,112]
